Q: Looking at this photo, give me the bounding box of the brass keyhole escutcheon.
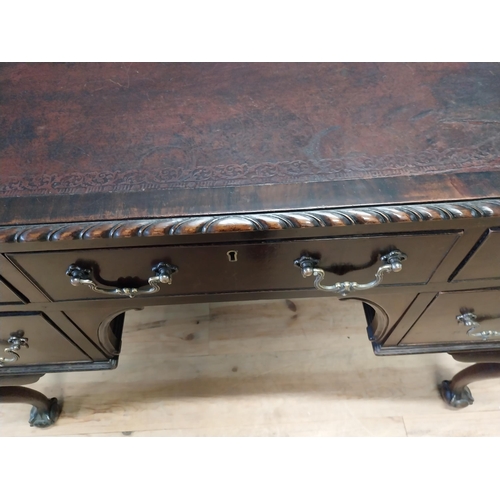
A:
[227,250,238,262]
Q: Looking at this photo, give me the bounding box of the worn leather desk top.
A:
[1,63,500,225]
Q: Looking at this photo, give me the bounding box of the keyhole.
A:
[227,250,238,262]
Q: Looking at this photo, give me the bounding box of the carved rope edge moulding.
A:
[1,199,500,244]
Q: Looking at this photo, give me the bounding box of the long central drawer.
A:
[7,231,460,302]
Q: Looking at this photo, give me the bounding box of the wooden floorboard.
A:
[1,297,499,436]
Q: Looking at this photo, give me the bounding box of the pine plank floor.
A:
[1,297,500,436]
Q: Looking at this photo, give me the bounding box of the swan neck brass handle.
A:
[66,262,178,299]
[294,250,407,296]
[457,312,500,340]
[0,330,29,367]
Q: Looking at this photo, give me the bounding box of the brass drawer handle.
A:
[66,262,178,298]
[0,331,29,367]
[456,312,500,340]
[294,250,407,296]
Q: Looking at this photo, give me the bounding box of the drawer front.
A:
[451,228,500,281]
[400,289,500,345]
[0,277,24,305]
[7,231,460,302]
[0,313,90,367]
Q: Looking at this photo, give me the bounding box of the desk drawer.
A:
[7,231,460,302]
[400,289,500,345]
[0,313,90,367]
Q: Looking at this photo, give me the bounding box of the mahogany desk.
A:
[2,62,500,427]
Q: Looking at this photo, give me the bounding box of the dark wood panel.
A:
[8,232,460,302]
[47,311,111,361]
[0,254,48,303]
[426,227,488,284]
[348,292,418,343]
[451,228,500,281]
[381,293,438,347]
[63,306,126,357]
[0,278,23,304]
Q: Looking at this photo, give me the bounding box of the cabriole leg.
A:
[440,363,500,409]
[0,386,61,427]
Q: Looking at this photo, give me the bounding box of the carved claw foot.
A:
[28,397,62,427]
[439,361,500,409]
[439,380,474,408]
[0,386,62,428]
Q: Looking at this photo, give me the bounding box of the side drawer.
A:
[399,289,500,345]
[0,312,91,367]
[451,228,500,281]
[0,277,24,305]
[7,231,460,302]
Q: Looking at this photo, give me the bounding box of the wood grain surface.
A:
[1,297,498,436]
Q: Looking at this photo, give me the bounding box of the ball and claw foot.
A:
[440,380,474,409]
[0,386,62,428]
[438,362,500,409]
[28,397,62,428]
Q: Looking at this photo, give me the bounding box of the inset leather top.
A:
[1,63,500,224]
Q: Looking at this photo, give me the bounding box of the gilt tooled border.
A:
[1,199,500,244]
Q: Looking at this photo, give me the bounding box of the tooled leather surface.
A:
[1,63,500,197]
